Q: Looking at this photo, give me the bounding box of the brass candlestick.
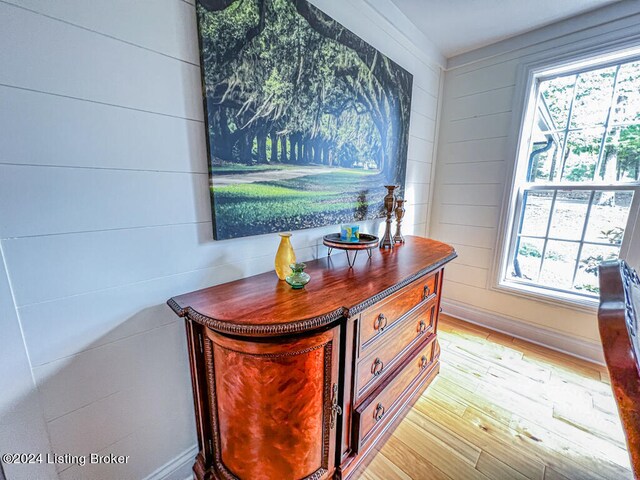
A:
[380,185,397,249]
[393,199,406,244]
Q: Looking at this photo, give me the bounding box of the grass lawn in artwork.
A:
[212,166,385,238]
[196,0,412,239]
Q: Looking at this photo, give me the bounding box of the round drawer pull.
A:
[374,313,388,332]
[420,355,429,369]
[371,357,384,376]
[418,320,427,333]
[374,403,385,421]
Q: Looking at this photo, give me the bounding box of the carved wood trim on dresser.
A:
[168,236,456,480]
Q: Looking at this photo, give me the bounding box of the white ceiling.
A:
[389,0,622,58]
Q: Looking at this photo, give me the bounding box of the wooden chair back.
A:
[598,260,640,478]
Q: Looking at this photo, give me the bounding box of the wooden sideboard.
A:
[168,235,456,480]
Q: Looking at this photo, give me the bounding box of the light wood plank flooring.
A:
[356,314,631,480]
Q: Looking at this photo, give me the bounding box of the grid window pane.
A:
[519,190,553,236]
[584,191,634,244]
[539,75,576,131]
[538,240,581,290]
[611,62,640,125]
[561,128,604,182]
[510,238,544,282]
[548,190,590,241]
[570,67,617,129]
[600,126,640,182]
[574,244,621,295]
[527,133,564,182]
[511,188,634,298]
[507,55,640,302]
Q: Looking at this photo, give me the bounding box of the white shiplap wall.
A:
[431,2,640,359]
[0,0,444,478]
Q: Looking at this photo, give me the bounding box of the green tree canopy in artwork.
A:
[196,0,413,180]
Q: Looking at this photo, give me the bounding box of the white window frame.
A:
[494,42,640,312]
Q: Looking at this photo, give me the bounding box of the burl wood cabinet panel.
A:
[210,329,340,479]
[168,236,456,480]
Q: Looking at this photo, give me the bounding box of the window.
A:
[501,51,640,305]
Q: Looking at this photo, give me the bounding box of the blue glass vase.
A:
[286,263,310,289]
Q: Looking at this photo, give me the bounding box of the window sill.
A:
[494,280,599,314]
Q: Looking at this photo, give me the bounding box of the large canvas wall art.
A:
[196,0,413,240]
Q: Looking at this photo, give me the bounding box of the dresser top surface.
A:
[168,235,456,336]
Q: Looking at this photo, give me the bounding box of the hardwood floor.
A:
[355,314,632,480]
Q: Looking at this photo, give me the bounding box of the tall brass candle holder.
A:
[393,199,406,244]
[380,185,397,249]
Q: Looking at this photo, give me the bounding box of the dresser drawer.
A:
[355,302,435,400]
[352,336,436,452]
[359,273,437,352]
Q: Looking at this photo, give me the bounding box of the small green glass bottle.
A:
[286,263,310,289]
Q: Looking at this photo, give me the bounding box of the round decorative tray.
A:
[322,233,379,249]
[322,233,379,267]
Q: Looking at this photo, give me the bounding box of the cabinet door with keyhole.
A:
[206,326,341,480]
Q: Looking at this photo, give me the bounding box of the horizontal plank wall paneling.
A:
[436,224,496,250]
[413,85,439,120]
[409,111,436,141]
[4,223,383,306]
[0,165,211,238]
[4,0,200,64]
[408,136,434,163]
[432,3,640,352]
[440,111,512,143]
[439,136,508,164]
[447,86,515,120]
[448,243,494,269]
[0,0,444,478]
[0,245,57,480]
[0,3,203,120]
[405,183,431,206]
[438,204,500,229]
[439,183,504,207]
[439,161,507,186]
[447,59,519,97]
[34,321,191,422]
[406,160,432,186]
[0,86,208,172]
[445,263,489,289]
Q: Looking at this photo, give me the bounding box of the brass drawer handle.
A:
[423,285,431,299]
[374,313,388,332]
[420,355,429,370]
[371,357,384,376]
[418,320,427,333]
[374,403,385,421]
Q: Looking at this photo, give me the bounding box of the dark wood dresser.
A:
[168,235,456,480]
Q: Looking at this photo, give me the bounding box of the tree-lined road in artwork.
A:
[212,165,383,238]
[197,0,412,239]
[211,165,345,186]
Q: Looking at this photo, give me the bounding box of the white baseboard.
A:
[441,300,605,366]
[144,445,198,480]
